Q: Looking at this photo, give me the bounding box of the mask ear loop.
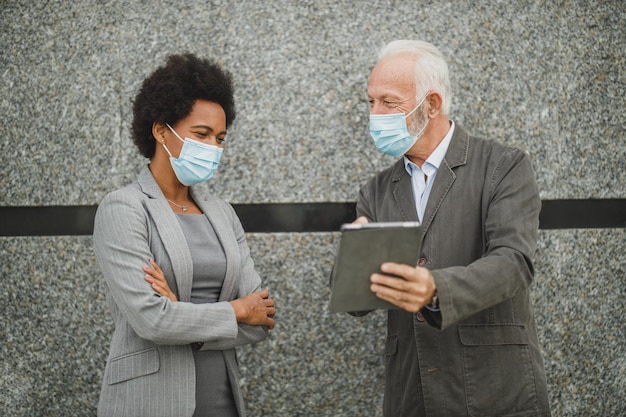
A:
[405,92,429,118]
[165,123,185,142]
[161,140,174,158]
[162,123,186,158]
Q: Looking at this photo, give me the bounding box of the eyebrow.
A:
[368,91,405,100]
[190,124,227,136]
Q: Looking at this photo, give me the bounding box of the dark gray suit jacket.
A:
[357,125,551,416]
[93,167,267,417]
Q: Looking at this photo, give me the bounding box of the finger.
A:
[373,272,432,299]
[257,289,270,299]
[148,278,168,294]
[371,283,421,311]
[374,290,418,312]
[157,287,176,302]
[144,269,164,285]
[371,270,427,301]
[149,259,163,273]
[151,281,166,294]
[370,280,415,302]
[145,273,163,288]
[353,216,369,224]
[144,263,163,283]
[380,262,421,282]
[370,273,409,291]
[149,265,165,280]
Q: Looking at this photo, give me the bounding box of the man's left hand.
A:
[370,262,436,313]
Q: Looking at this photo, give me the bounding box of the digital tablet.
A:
[329,221,423,313]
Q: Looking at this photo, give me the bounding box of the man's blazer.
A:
[357,125,551,416]
[93,166,267,417]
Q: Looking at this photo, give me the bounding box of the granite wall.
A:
[1,1,624,416]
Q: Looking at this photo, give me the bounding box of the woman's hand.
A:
[144,259,178,302]
[229,290,276,330]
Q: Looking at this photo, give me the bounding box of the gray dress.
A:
[176,213,238,417]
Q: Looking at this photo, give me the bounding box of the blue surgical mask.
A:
[369,94,429,157]
[163,124,223,186]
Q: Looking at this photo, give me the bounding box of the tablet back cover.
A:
[329,223,423,313]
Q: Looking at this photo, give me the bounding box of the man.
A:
[355,40,551,416]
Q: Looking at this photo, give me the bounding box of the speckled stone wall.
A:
[1,1,624,416]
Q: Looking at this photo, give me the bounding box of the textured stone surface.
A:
[1,1,624,205]
[532,230,626,416]
[2,231,625,416]
[0,237,111,414]
[1,1,625,416]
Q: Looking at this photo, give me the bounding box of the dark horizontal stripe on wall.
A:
[0,205,99,237]
[234,203,356,233]
[0,203,356,236]
[0,199,624,236]
[538,199,626,230]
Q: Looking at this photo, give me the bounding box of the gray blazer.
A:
[93,167,268,417]
[357,126,551,417]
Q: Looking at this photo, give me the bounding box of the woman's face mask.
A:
[162,123,223,186]
[368,94,429,157]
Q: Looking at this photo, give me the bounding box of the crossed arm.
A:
[144,259,276,330]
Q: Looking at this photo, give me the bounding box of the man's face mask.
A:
[368,94,429,157]
[162,123,223,186]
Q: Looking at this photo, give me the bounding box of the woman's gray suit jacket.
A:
[357,126,551,416]
[93,167,268,417]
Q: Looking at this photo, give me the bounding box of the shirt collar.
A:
[404,120,455,175]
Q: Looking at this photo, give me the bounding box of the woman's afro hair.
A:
[131,54,236,158]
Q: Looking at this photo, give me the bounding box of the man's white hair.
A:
[378,40,452,115]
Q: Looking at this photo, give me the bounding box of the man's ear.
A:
[426,92,443,118]
[152,122,167,143]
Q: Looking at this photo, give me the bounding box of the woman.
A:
[93,54,275,417]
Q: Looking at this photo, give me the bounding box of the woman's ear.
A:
[152,122,167,144]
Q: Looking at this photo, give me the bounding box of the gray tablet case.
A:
[329,222,423,313]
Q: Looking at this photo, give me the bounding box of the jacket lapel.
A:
[138,167,194,302]
[421,126,469,235]
[391,161,419,222]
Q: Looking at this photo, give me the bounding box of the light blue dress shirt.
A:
[404,121,455,223]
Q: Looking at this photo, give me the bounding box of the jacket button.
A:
[415,311,425,322]
[417,257,427,267]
